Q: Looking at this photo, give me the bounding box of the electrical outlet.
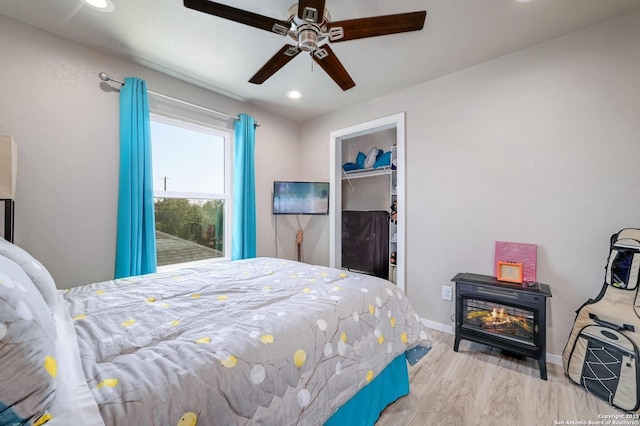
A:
[442,285,452,301]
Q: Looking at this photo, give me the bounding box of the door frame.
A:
[329,112,406,293]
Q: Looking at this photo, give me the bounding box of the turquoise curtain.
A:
[232,114,257,260]
[115,77,157,278]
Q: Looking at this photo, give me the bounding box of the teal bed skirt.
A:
[324,354,410,426]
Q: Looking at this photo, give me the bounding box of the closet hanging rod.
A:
[98,72,260,127]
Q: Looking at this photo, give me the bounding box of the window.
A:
[150,113,231,267]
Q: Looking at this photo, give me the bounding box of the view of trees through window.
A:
[150,114,229,267]
[154,198,224,249]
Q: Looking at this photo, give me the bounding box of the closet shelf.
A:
[342,167,392,180]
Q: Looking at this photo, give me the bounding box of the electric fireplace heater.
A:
[451,273,552,380]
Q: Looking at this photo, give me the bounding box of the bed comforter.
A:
[63,258,431,425]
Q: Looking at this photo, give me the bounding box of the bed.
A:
[0,238,431,426]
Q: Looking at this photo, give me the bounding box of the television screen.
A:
[273,181,330,215]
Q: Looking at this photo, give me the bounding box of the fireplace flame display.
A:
[486,307,533,333]
[491,307,506,321]
[465,303,534,338]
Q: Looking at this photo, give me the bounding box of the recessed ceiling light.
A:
[286,90,303,100]
[514,0,533,2]
[83,0,115,12]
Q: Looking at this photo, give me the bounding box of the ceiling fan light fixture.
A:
[298,29,318,52]
[286,90,303,100]
[83,0,115,12]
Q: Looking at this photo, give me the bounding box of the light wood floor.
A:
[376,328,631,426]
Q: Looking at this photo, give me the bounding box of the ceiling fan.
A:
[183,0,427,91]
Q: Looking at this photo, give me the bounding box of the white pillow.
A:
[364,147,379,169]
[0,238,57,314]
[0,255,57,425]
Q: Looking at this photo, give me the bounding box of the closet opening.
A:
[329,113,405,293]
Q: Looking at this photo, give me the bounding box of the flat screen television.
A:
[273,181,330,215]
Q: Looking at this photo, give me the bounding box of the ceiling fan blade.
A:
[312,45,355,91]
[328,11,426,42]
[297,0,326,23]
[249,45,301,85]
[184,0,291,35]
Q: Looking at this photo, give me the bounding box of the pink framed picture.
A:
[494,241,537,283]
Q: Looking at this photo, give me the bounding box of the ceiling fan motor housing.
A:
[288,4,330,52]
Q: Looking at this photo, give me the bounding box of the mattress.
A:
[0,251,431,426]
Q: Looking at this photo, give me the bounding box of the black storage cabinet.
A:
[341,210,389,279]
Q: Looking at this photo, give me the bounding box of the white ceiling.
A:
[2,0,640,122]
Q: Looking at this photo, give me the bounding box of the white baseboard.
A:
[420,318,562,366]
[546,352,562,366]
[421,318,453,334]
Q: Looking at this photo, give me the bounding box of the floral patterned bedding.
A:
[64,258,431,425]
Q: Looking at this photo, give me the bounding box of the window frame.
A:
[149,112,232,270]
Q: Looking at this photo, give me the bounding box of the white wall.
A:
[0,14,300,288]
[298,13,640,356]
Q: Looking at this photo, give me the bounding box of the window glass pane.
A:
[151,120,225,194]
[150,114,229,267]
[154,197,225,266]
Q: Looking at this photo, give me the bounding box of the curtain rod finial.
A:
[99,72,111,82]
